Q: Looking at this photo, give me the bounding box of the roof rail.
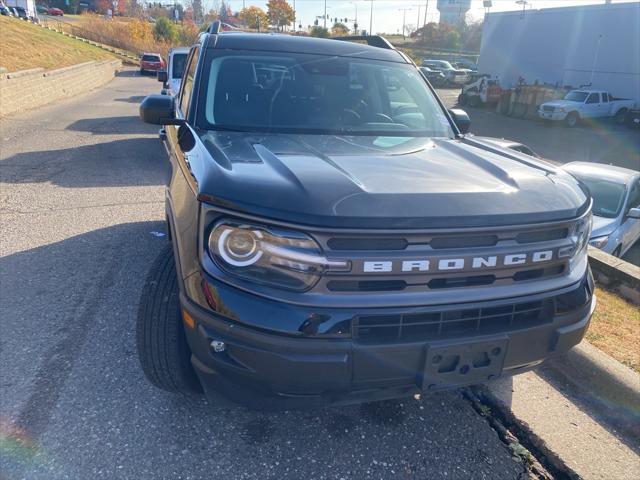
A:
[332,35,396,50]
[207,20,222,34]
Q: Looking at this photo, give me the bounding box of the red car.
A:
[47,7,64,16]
[140,53,165,76]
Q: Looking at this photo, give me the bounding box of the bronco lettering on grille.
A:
[362,250,554,273]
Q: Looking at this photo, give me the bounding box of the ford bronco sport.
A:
[137,23,595,409]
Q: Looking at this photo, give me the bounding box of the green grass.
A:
[0,16,116,72]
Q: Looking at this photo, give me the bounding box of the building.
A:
[437,0,472,26]
[478,2,640,102]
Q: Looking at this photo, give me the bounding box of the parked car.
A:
[136,25,594,409]
[157,47,189,96]
[538,89,635,127]
[419,66,446,87]
[0,4,12,15]
[422,59,470,86]
[139,53,165,75]
[561,162,640,257]
[13,5,28,19]
[458,75,502,107]
[626,107,640,129]
[450,58,478,71]
[47,7,63,15]
[472,137,540,158]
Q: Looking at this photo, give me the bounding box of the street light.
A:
[350,1,358,34]
[369,0,373,35]
[398,7,412,40]
[516,0,529,19]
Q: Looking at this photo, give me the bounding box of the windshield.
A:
[199,52,454,137]
[171,53,188,79]
[577,176,626,218]
[142,55,161,62]
[564,91,588,102]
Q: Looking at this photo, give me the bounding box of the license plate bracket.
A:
[422,337,508,391]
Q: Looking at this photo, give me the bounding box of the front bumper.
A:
[538,110,567,121]
[182,272,595,409]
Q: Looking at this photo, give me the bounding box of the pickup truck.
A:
[136,25,595,409]
[538,89,634,127]
[157,47,189,97]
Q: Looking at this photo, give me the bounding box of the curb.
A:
[544,341,640,421]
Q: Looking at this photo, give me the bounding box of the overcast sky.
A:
[215,0,638,34]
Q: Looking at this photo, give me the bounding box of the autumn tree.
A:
[310,26,329,38]
[331,22,349,37]
[267,0,294,32]
[154,16,178,42]
[189,0,204,24]
[238,6,269,31]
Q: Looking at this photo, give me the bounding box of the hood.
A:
[189,132,589,229]
[543,100,580,109]
[591,215,619,238]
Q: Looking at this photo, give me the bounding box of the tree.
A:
[267,0,294,32]
[154,16,178,42]
[331,22,349,37]
[310,26,329,38]
[190,0,204,24]
[238,6,269,31]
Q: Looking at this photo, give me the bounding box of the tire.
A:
[458,93,468,106]
[136,244,201,394]
[565,112,579,128]
[613,245,622,258]
[469,95,481,108]
[139,69,145,76]
[614,109,628,125]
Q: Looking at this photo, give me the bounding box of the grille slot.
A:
[353,300,552,343]
[429,235,498,249]
[327,238,408,251]
[516,228,568,244]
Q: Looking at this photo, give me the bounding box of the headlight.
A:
[557,108,565,112]
[589,235,609,249]
[559,212,592,260]
[208,221,349,291]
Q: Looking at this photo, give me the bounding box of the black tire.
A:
[565,112,579,128]
[458,93,468,106]
[136,244,201,394]
[469,95,481,108]
[614,108,628,125]
[613,245,622,258]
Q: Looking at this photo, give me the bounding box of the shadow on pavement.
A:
[0,223,525,480]
[114,95,147,104]
[0,137,169,188]
[66,115,153,135]
[116,70,143,78]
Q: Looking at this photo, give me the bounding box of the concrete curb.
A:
[545,341,640,419]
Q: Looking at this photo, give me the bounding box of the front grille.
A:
[353,300,553,343]
[311,221,574,294]
[543,105,555,112]
[351,275,592,344]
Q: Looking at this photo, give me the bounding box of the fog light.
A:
[210,340,226,353]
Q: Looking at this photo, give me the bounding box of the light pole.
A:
[293,0,295,32]
[369,0,373,35]
[324,0,327,28]
[516,0,528,19]
[413,4,421,32]
[398,8,412,40]
[423,0,429,26]
[590,34,603,85]
[350,1,358,35]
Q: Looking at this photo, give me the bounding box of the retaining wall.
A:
[0,60,122,117]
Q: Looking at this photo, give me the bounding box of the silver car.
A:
[562,162,640,257]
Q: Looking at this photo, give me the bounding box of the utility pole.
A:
[413,4,421,32]
[423,0,428,26]
[293,0,296,32]
[398,8,411,40]
[350,1,358,34]
[324,0,327,28]
[369,0,373,35]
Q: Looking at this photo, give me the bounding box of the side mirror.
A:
[139,95,183,125]
[627,207,640,219]
[449,108,471,134]
[157,70,168,83]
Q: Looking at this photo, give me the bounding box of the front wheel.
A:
[136,244,202,394]
[458,93,468,106]
[565,112,579,128]
[614,109,628,125]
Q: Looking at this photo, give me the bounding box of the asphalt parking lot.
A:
[436,88,640,266]
[0,72,527,480]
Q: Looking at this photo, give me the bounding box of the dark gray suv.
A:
[137,25,595,409]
